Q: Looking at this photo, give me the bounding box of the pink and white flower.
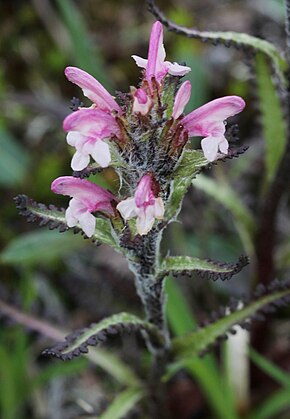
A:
[181,95,246,161]
[171,82,245,161]
[132,21,191,87]
[65,66,122,114]
[132,88,152,115]
[117,175,164,236]
[63,108,120,171]
[51,176,115,237]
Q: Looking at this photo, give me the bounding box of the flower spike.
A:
[65,67,122,114]
[51,176,115,237]
[117,175,164,236]
[132,21,191,87]
[63,108,120,171]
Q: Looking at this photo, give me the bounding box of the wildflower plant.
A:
[14,6,290,417]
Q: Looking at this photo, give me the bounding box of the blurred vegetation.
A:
[0,0,290,418]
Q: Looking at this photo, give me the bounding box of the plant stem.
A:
[127,228,171,417]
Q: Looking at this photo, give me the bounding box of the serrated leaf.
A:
[0,298,139,386]
[147,1,287,83]
[158,255,249,281]
[43,312,164,360]
[0,230,84,266]
[192,174,256,255]
[255,53,287,186]
[15,195,120,250]
[165,149,208,220]
[172,283,290,361]
[99,388,144,419]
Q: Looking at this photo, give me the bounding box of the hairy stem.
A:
[126,228,171,417]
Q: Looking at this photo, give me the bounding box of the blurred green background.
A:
[1,0,290,418]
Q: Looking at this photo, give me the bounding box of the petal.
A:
[153,197,165,219]
[135,175,154,208]
[65,67,121,114]
[63,109,119,137]
[146,21,165,81]
[201,136,220,162]
[131,55,148,69]
[136,206,155,235]
[66,131,83,146]
[78,211,96,237]
[172,81,192,119]
[218,137,229,154]
[71,150,90,171]
[117,197,137,220]
[166,61,191,76]
[182,96,245,137]
[51,176,115,213]
[65,206,78,227]
[87,140,111,168]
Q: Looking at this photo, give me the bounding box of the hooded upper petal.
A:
[65,67,122,114]
[182,96,245,137]
[63,108,120,138]
[51,176,115,215]
[135,175,155,208]
[172,81,192,119]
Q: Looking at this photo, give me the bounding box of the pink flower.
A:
[65,67,122,114]
[181,95,246,161]
[132,21,191,87]
[172,81,192,119]
[132,88,152,115]
[63,108,120,171]
[116,175,164,236]
[51,176,115,237]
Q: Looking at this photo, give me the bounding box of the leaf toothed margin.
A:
[14,195,120,249]
[172,279,290,361]
[158,255,249,281]
[42,312,164,361]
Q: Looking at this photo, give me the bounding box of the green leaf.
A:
[250,388,290,419]
[15,195,120,250]
[192,174,256,256]
[55,0,110,87]
[99,388,144,419]
[0,230,84,266]
[86,348,140,387]
[165,149,208,220]
[0,127,30,187]
[249,348,290,388]
[158,255,249,281]
[43,312,164,360]
[172,284,290,361]
[255,53,287,186]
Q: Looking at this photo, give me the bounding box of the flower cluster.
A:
[51,21,245,238]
